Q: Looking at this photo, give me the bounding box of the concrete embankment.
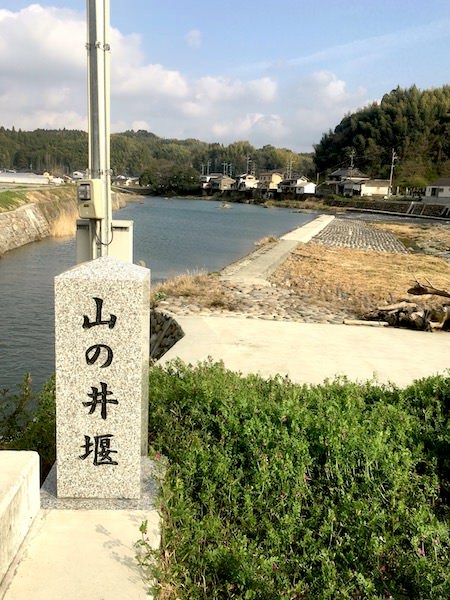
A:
[0,188,127,256]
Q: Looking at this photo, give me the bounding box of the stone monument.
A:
[54,256,150,499]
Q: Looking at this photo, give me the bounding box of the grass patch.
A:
[2,367,450,597]
[151,272,238,311]
[0,190,28,212]
[0,375,56,481]
[373,222,450,255]
[141,361,450,599]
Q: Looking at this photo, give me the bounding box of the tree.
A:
[313,85,450,187]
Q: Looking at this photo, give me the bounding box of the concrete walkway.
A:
[221,214,334,284]
[159,315,450,387]
[1,508,158,600]
[1,461,159,600]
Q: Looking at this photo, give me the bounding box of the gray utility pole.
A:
[388,148,398,197]
[349,149,356,170]
[86,0,112,257]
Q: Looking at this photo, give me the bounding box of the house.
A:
[424,178,450,205]
[258,171,284,191]
[236,173,259,190]
[199,173,222,190]
[360,179,390,197]
[295,180,316,195]
[340,178,390,198]
[209,174,236,191]
[278,176,312,194]
[328,167,370,183]
[327,167,370,196]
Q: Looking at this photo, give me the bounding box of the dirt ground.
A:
[271,237,450,317]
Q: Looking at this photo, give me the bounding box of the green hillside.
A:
[314,85,450,187]
[0,127,313,181]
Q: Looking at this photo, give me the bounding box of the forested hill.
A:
[314,85,450,187]
[0,127,313,179]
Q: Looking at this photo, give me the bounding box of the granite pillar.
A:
[54,257,150,499]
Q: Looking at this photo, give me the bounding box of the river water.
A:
[0,197,321,392]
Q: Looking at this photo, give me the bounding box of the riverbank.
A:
[0,186,129,256]
[152,217,450,326]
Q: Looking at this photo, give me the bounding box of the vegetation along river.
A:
[0,196,321,392]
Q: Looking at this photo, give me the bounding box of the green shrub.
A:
[0,375,56,480]
[141,361,450,599]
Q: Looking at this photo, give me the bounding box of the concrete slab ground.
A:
[221,215,334,285]
[160,316,450,387]
[1,508,159,600]
[1,460,159,600]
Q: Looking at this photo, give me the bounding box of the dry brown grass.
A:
[49,209,78,237]
[272,241,450,316]
[254,235,278,248]
[151,272,238,311]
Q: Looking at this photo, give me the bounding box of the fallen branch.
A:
[407,277,450,299]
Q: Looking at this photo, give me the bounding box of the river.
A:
[0,197,321,392]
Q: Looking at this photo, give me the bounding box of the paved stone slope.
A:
[310,218,407,253]
[158,279,349,324]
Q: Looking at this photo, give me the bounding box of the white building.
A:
[236,173,259,190]
[279,176,315,194]
[424,178,450,204]
[295,180,316,195]
[360,179,390,197]
[0,172,50,185]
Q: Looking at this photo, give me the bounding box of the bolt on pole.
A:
[86,0,112,257]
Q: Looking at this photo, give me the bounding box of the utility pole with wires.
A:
[388,148,398,197]
[349,149,356,170]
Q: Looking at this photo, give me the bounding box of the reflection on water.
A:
[0,197,320,391]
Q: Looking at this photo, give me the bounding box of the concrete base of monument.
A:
[40,457,159,509]
[1,457,160,600]
[0,452,40,593]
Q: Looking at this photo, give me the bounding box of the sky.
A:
[1,1,450,152]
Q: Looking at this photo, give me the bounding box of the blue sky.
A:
[1,1,450,151]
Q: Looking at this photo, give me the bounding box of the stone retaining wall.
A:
[0,189,127,256]
[323,198,448,217]
[0,203,53,255]
[150,310,184,360]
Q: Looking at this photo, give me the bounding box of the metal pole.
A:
[86,0,111,257]
[388,148,397,197]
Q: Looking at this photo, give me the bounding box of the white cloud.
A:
[0,4,372,151]
[131,120,150,131]
[213,113,288,145]
[289,71,369,148]
[185,29,202,49]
